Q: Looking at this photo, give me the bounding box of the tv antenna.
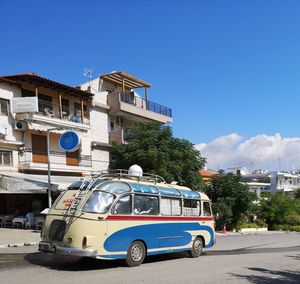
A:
[84,68,93,80]
[83,68,93,91]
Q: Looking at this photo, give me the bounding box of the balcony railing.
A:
[109,128,132,144]
[119,92,172,118]
[19,148,92,167]
[36,99,90,124]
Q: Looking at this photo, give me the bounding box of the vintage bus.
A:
[39,169,215,266]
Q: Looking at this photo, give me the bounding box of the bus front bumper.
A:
[39,241,97,257]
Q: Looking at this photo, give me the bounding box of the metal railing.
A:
[91,169,167,184]
[18,148,92,167]
[119,92,172,118]
[37,99,90,124]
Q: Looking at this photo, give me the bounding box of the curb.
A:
[215,231,289,237]
[0,242,38,248]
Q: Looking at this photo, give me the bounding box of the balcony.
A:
[109,128,132,144]
[16,99,91,131]
[18,148,92,173]
[108,92,173,124]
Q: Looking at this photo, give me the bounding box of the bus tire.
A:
[125,241,146,267]
[189,237,203,258]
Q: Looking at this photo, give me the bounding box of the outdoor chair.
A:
[25,212,36,229]
[44,108,54,118]
[3,215,13,228]
[35,216,44,230]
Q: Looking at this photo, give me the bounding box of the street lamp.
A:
[47,127,62,208]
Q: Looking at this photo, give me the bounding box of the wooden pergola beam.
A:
[103,76,138,89]
[101,71,151,89]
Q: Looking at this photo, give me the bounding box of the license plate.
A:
[39,242,51,251]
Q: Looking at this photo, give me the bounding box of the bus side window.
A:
[134,195,159,215]
[203,201,212,216]
[113,195,132,215]
[161,198,181,216]
[183,199,200,216]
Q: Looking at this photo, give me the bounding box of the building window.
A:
[0,99,9,116]
[110,121,115,132]
[21,88,35,97]
[0,150,12,166]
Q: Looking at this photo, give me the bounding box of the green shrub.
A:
[286,215,300,225]
[290,225,300,232]
[235,222,258,230]
[254,220,268,228]
[273,224,300,232]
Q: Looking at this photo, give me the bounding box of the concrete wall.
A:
[91,148,110,172]
[0,82,23,172]
[0,82,23,142]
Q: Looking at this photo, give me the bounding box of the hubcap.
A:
[131,244,143,261]
[194,239,202,254]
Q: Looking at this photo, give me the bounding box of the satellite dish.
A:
[0,124,12,136]
[128,165,143,177]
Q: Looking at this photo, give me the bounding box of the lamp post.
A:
[47,127,62,208]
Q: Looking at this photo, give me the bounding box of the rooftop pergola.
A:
[100,71,151,101]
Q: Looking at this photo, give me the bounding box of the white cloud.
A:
[195,133,300,171]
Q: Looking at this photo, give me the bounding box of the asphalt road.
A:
[0,233,299,284]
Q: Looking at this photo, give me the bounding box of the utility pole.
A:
[47,127,62,208]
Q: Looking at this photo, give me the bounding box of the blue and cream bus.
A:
[39,169,215,266]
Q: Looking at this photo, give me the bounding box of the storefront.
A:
[0,172,80,215]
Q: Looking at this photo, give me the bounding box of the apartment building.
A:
[0,73,108,214]
[79,71,173,145]
[0,71,173,215]
[198,168,217,184]
[0,73,112,175]
[228,167,300,196]
[270,171,300,195]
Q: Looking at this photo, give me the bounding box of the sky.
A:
[1,0,300,171]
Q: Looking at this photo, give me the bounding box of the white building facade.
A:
[0,71,173,215]
[270,171,300,195]
[80,71,173,145]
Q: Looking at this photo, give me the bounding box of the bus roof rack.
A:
[90,169,166,184]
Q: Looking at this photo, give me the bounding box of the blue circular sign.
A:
[59,131,81,152]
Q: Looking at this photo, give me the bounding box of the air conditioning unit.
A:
[15,120,27,131]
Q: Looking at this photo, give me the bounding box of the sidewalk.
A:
[0,228,41,248]
[0,228,288,248]
[215,230,286,237]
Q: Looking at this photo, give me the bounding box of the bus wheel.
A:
[189,237,203,258]
[125,241,146,267]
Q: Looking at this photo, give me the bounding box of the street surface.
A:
[0,233,299,284]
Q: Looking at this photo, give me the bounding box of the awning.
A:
[27,122,65,133]
[0,172,82,194]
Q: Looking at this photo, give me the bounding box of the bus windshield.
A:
[82,191,115,214]
[67,179,104,190]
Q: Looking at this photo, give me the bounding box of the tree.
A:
[258,193,300,229]
[111,122,206,190]
[205,173,256,230]
[294,188,300,199]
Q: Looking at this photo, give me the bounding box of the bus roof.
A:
[68,176,210,201]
